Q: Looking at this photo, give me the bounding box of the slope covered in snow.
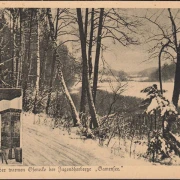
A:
[22,113,153,166]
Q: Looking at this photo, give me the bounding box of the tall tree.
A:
[47,8,81,126]
[88,8,94,79]
[91,8,139,103]
[142,9,180,106]
[9,9,18,87]
[33,9,40,114]
[79,8,88,121]
[92,8,104,103]
[22,8,33,108]
[46,8,59,114]
[168,9,180,108]
[77,8,99,128]
[17,8,24,88]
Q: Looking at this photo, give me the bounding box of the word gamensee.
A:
[97,166,121,172]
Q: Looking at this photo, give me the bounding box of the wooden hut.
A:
[0,89,22,160]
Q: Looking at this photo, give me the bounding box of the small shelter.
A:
[0,88,22,161]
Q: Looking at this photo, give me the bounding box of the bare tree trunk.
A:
[16,10,20,87]
[79,8,88,121]
[41,50,47,86]
[46,8,59,114]
[47,8,81,126]
[172,46,180,108]
[40,14,49,88]
[35,11,40,94]
[12,13,17,87]
[92,8,104,104]
[57,60,81,125]
[84,8,88,38]
[46,50,56,114]
[88,8,94,79]
[159,47,163,95]
[9,11,12,87]
[77,8,99,128]
[17,8,24,88]
[168,8,180,108]
[33,9,40,114]
[0,44,2,88]
[23,9,33,109]
[27,9,33,82]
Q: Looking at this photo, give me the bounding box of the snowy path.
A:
[23,117,103,165]
[22,113,152,166]
[22,114,110,166]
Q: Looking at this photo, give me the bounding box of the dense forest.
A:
[1,8,180,165]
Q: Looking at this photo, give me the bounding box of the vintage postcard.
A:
[0,1,180,179]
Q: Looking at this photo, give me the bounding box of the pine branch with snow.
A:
[141,84,177,117]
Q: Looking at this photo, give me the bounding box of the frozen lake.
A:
[71,81,177,104]
[98,81,174,100]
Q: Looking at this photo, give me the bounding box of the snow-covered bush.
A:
[141,84,178,162]
[141,84,177,132]
[141,84,177,117]
[147,131,175,162]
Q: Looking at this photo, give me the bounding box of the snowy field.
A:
[99,81,174,100]
[71,81,176,105]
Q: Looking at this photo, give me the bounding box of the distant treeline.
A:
[149,63,175,82]
[139,63,176,82]
[100,69,128,81]
[100,63,176,82]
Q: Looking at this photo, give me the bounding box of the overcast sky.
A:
[58,8,179,74]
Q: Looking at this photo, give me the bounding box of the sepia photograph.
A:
[0,1,180,178]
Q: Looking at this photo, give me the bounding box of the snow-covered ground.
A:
[21,113,180,166]
[22,113,153,166]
